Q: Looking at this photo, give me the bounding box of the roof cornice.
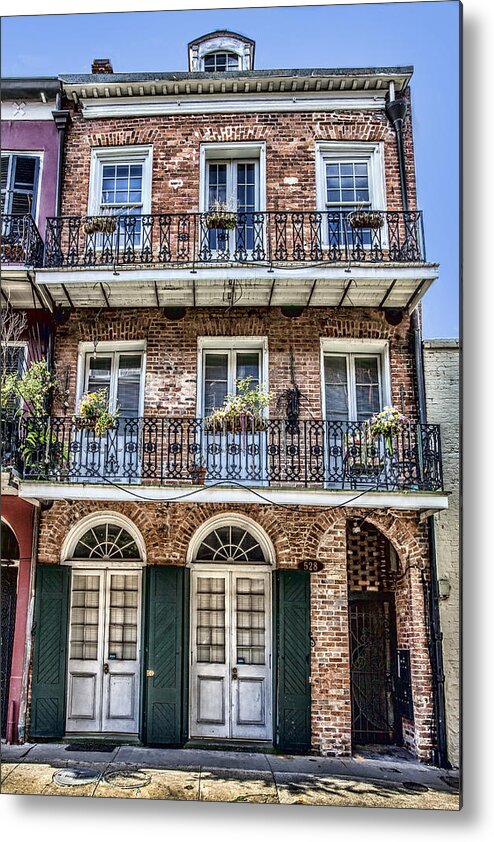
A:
[60,66,412,102]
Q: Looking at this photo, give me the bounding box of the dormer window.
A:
[188,30,255,72]
[203,52,240,72]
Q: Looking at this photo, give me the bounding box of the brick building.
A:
[2,32,449,760]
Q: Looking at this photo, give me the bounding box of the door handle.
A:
[232,667,238,680]
[103,663,110,675]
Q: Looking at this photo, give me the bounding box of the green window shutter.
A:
[275,569,311,753]
[30,565,70,739]
[144,566,185,746]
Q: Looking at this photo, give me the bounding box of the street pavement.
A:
[1,742,460,810]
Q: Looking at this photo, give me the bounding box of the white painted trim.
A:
[0,101,56,121]
[19,482,449,512]
[88,145,153,216]
[61,510,147,563]
[186,513,276,566]
[196,336,269,417]
[79,94,387,121]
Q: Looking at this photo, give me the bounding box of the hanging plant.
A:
[83,216,118,235]
[348,209,384,229]
[205,376,272,435]
[368,405,407,455]
[75,389,119,436]
[205,201,238,230]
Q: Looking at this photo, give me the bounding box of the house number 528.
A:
[297,560,324,572]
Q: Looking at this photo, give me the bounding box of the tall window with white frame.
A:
[205,158,259,256]
[99,162,144,247]
[84,350,144,420]
[1,154,40,217]
[202,348,261,415]
[324,160,373,246]
[324,353,382,422]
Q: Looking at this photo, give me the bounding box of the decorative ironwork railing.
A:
[1,215,44,267]
[43,210,425,269]
[2,416,442,492]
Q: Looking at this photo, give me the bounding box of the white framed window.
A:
[87,146,152,246]
[1,153,42,220]
[199,143,266,213]
[315,142,386,246]
[320,340,391,422]
[76,341,146,418]
[197,337,268,417]
[203,52,240,72]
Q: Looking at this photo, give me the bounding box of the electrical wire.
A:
[63,467,379,509]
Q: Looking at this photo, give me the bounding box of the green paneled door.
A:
[30,565,70,739]
[275,569,311,753]
[144,566,187,745]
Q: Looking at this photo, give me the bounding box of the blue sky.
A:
[1,1,460,337]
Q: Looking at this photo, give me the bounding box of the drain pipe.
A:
[386,81,449,767]
[385,80,409,213]
[52,90,71,218]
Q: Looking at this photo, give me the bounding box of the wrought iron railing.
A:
[1,215,44,267]
[43,210,425,269]
[2,416,442,492]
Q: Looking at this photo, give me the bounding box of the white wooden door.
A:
[66,568,141,735]
[190,568,272,741]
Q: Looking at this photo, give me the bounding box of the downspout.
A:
[52,90,71,218]
[386,80,449,767]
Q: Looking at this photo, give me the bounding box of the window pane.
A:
[324,356,349,421]
[204,353,228,413]
[236,352,259,385]
[117,354,142,417]
[355,357,381,420]
[87,356,112,396]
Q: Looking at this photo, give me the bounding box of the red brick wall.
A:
[60,92,416,216]
[36,499,433,759]
[53,306,418,420]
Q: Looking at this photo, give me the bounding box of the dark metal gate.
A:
[349,594,400,746]
[1,566,18,738]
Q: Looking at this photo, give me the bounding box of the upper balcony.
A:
[2,414,447,512]
[1,214,47,309]
[37,209,438,311]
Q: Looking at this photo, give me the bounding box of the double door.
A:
[66,568,142,735]
[205,160,260,258]
[190,568,272,741]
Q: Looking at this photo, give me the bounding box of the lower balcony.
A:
[3,417,444,508]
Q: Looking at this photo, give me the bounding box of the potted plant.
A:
[368,405,407,455]
[83,215,118,235]
[348,209,384,229]
[75,389,119,436]
[205,376,272,434]
[205,200,238,231]
[188,464,207,484]
[343,429,384,475]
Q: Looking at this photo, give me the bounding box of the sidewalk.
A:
[1,742,461,809]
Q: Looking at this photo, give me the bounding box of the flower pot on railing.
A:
[205,413,267,434]
[348,210,384,229]
[2,243,26,261]
[74,416,97,431]
[83,216,118,235]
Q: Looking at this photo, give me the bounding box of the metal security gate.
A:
[349,594,400,746]
[1,566,18,738]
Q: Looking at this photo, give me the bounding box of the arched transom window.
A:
[73,523,141,560]
[195,525,267,564]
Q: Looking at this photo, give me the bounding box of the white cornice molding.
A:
[79,92,387,120]
[1,100,56,121]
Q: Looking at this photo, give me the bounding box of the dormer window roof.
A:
[188,30,255,72]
